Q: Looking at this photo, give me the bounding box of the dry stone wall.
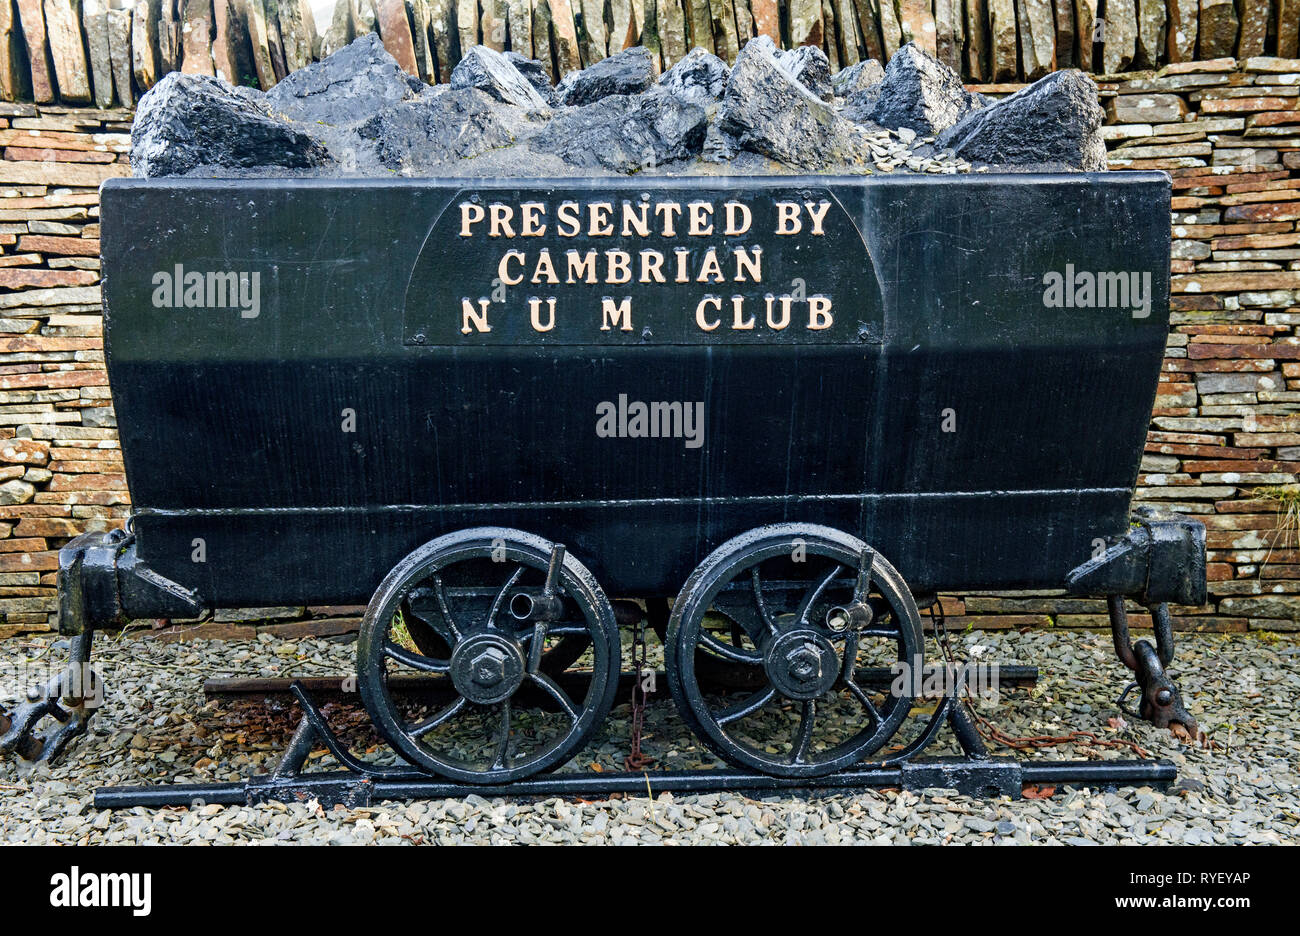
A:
[0,0,1296,104]
[2,57,1300,637]
[0,102,129,637]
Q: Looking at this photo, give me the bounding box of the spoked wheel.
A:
[666,523,923,778]
[358,527,620,783]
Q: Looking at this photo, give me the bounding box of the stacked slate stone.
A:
[6,0,1300,104]
[130,32,1107,177]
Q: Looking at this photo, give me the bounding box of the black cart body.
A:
[97,173,1172,611]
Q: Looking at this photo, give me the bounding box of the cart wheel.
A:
[666,524,923,778]
[358,528,619,783]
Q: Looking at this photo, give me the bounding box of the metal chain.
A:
[624,613,656,771]
[929,601,1154,759]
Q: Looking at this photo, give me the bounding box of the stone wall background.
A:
[2,57,1300,638]
[0,102,128,637]
[0,0,1295,105]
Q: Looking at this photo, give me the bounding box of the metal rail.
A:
[201,664,1039,702]
[94,759,1176,809]
[93,675,1171,809]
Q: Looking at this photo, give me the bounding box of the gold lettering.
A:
[734,247,762,282]
[695,296,721,331]
[731,296,755,329]
[697,248,724,283]
[532,249,559,284]
[601,297,633,331]
[461,298,491,334]
[724,202,752,235]
[606,250,632,285]
[589,202,614,236]
[557,202,581,237]
[622,202,650,237]
[775,202,801,235]
[655,202,682,237]
[808,296,833,329]
[498,250,525,285]
[459,202,485,237]
[765,295,792,330]
[688,202,714,236]
[805,201,831,235]
[566,249,598,284]
[674,248,690,284]
[639,250,666,283]
[489,204,515,238]
[520,202,546,236]
[529,297,556,332]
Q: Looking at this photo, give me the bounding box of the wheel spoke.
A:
[698,630,764,664]
[751,568,780,638]
[384,641,450,673]
[858,625,899,639]
[528,672,579,722]
[432,576,463,641]
[486,565,526,630]
[844,679,882,728]
[409,696,467,738]
[519,623,589,638]
[492,699,512,769]
[715,686,776,726]
[797,564,845,629]
[526,623,548,673]
[839,632,860,683]
[401,594,456,655]
[789,700,816,764]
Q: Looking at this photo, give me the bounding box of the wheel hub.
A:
[764,629,840,701]
[450,632,526,704]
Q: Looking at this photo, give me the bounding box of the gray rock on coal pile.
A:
[718,37,873,172]
[833,58,884,96]
[131,72,331,178]
[553,45,655,106]
[452,45,549,110]
[936,69,1106,171]
[356,86,535,171]
[777,45,833,101]
[838,59,888,123]
[658,47,729,104]
[505,51,553,99]
[529,86,710,173]
[265,33,423,127]
[866,42,982,135]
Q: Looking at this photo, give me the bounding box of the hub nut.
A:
[470,647,508,687]
[764,629,839,701]
[450,633,525,705]
[786,643,824,685]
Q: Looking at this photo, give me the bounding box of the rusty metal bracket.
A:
[0,633,99,766]
[1066,509,1205,737]
[1065,510,1207,608]
[1108,597,1199,736]
[57,530,205,637]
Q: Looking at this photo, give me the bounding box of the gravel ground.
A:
[0,626,1296,844]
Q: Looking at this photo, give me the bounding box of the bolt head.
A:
[786,643,823,684]
[470,647,508,686]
